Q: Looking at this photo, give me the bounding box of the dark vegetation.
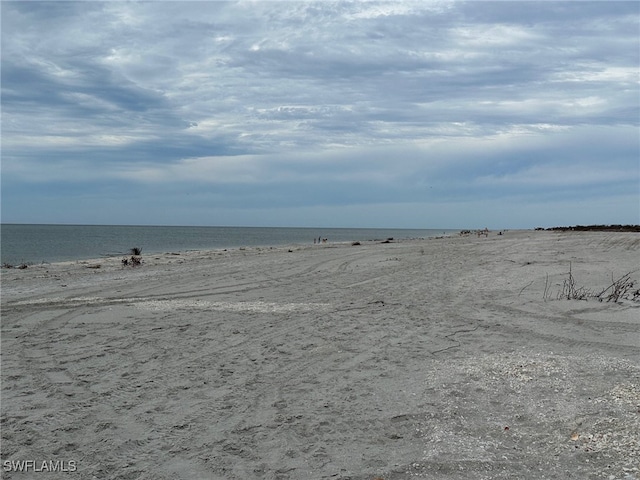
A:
[538,224,640,232]
[544,262,640,303]
[122,247,143,267]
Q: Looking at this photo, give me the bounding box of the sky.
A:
[1,0,638,229]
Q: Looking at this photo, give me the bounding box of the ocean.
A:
[1,224,455,265]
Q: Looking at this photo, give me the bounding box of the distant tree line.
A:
[537,225,640,232]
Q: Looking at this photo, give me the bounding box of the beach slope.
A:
[1,230,639,479]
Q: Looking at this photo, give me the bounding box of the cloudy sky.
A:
[1,1,638,229]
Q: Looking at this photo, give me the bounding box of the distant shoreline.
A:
[540,224,640,232]
[0,224,458,266]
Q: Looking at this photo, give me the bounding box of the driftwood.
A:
[550,263,639,303]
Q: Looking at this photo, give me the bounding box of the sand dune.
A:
[1,230,639,479]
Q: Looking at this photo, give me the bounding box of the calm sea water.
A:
[1,224,455,265]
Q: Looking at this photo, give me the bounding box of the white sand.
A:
[1,230,639,479]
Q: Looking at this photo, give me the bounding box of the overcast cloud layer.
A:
[1,1,638,228]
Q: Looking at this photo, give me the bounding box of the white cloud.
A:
[552,65,639,84]
[451,23,542,47]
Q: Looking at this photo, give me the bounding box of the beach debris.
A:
[558,262,593,300]
[552,263,640,303]
[458,229,490,237]
[596,271,639,303]
[1,262,32,269]
[121,247,143,267]
[122,256,142,267]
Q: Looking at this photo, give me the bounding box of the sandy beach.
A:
[1,230,639,480]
